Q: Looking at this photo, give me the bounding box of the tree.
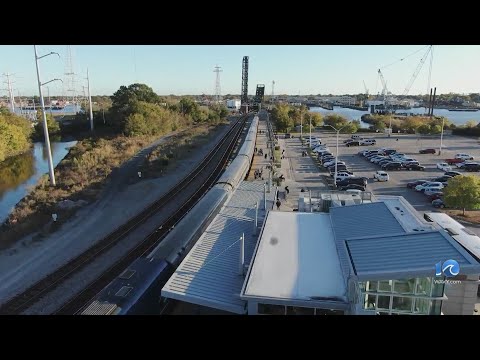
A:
[443,175,480,216]
[323,114,348,129]
[111,83,159,110]
[417,124,431,135]
[309,112,323,127]
[34,111,60,138]
[271,104,293,132]
[465,120,477,128]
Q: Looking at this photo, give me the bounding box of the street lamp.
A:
[439,116,445,155]
[34,45,61,186]
[309,114,312,149]
[325,124,347,187]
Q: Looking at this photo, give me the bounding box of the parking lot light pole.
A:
[325,124,347,187]
[439,117,445,155]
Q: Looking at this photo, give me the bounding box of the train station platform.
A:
[161,181,277,314]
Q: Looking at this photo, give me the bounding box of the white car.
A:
[335,173,354,182]
[360,139,376,146]
[324,160,345,168]
[455,153,474,160]
[436,162,452,172]
[415,182,444,192]
[374,170,389,182]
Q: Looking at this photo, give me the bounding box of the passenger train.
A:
[80,113,261,315]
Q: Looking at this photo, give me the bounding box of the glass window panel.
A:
[377,295,390,310]
[286,306,314,315]
[393,279,415,294]
[376,311,390,315]
[366,281,378,292]
[364,294,376,310]
[358,282,366,292]
[415,277,432,296]
[392,296,412,312]
[413,298,430,314]
[432,281,445,297]
[430,300,442,315]
[258,303,285,315]
[378,280,392,292]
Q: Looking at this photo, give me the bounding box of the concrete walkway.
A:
[248,116,328,212]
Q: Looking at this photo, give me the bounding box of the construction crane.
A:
[377,69,389,110]
[402,45,433,96]
[363,80,369,97]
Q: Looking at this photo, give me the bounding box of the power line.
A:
[380,45,430,70]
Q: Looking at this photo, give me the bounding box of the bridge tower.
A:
[241,56,249,113]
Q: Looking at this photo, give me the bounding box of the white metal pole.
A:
[239,233,245,275]
[87,68,94,131]
[334,130,339,187]
[309,115,312,149]
[34,45,56,186]
[439,116,445,155]
[264,183,267,210]
[268,167,271,193]
[254,201,258,235]
[309,190,312,212]
[300,112,303,141]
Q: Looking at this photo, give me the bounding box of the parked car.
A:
[374,170,389,182]
[446,158,466,165]
[433,175,453,183]
[427,192,444,201]
[343,139,354,144]
[455,153,474,160]
[382,162,403,170]
[432,199,446,208]
[415,182,444,192]
[336,177,368,187]
[462,163,480,172]
[339,184,366,191]
[404,164,425,171]
[424,188,444,197]
[436,162,452,172]
[346,141,360,147]
[419,148,436,154]
[335,173,354,182]
[407,180,428,189]
[337,170,354,176]
[444,171,462,177]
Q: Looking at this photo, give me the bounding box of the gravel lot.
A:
[315,131,480,211]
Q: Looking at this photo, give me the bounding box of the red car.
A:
[419,148,436,154]
[427,193,443,201]
[445,158,465,165]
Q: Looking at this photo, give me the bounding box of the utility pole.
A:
[34,45,62,187]
[87,68,94,131]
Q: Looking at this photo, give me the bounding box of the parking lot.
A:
[312,131,480,211]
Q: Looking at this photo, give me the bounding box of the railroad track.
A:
[0,114,250,315]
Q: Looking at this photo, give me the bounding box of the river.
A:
[0,140,77,223]
[309,106,480,128]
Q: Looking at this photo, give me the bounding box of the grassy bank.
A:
[139,120,229,177]
[0,121,228,249]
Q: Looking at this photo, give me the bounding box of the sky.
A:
[0,45,479,97]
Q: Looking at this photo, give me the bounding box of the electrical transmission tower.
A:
[2,73,16,113]
[63,45,77,105]
[213,65,222,103]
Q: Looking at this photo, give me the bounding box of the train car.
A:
[81,114,260,314]
[148,185,230,266]
[216,115,259,190]
[80,257,172,315]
